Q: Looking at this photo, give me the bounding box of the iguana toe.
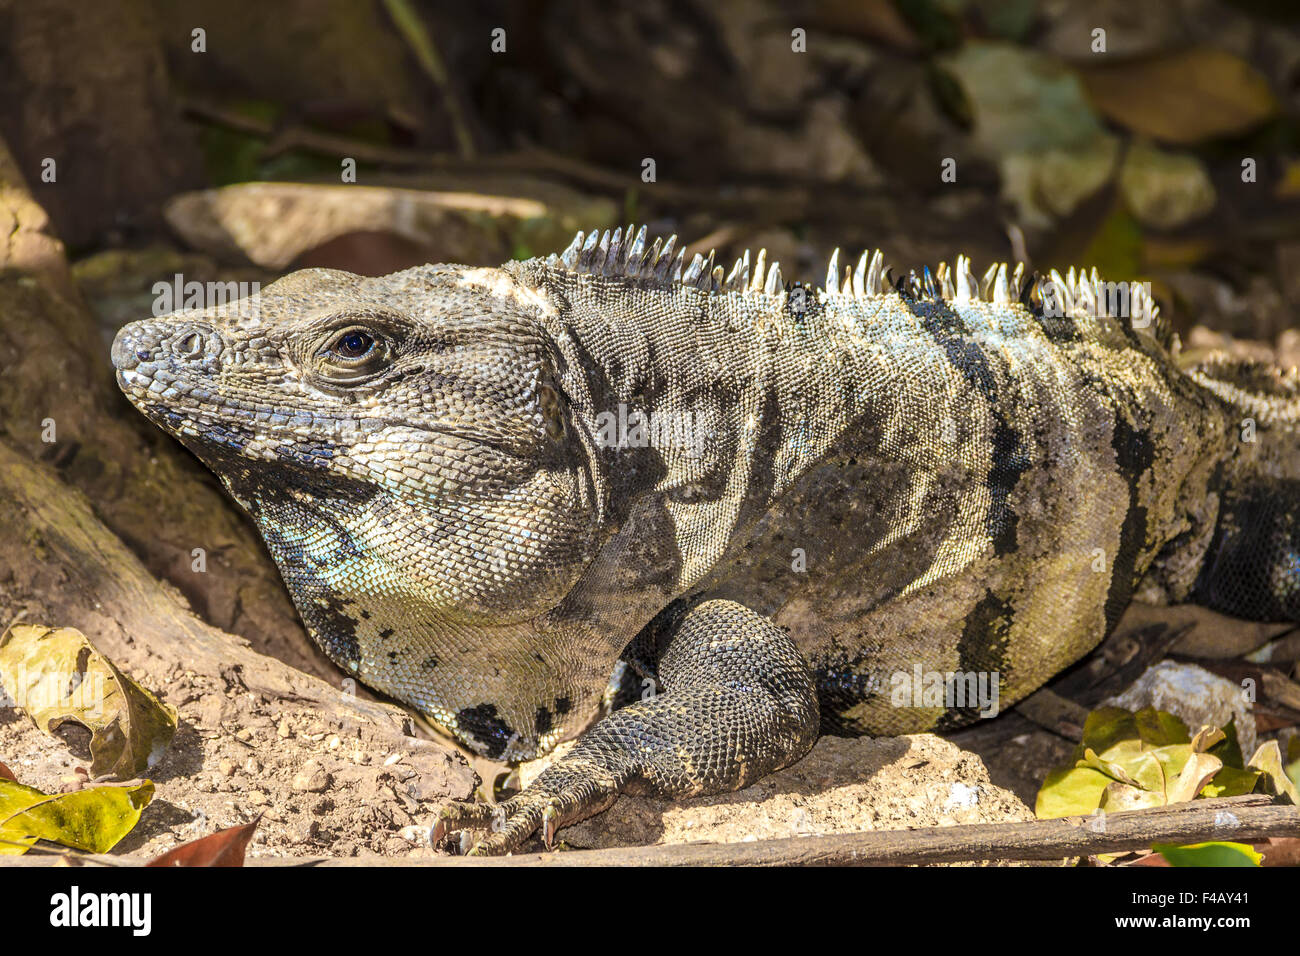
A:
[431,801,496,846]
[444,770,621,855]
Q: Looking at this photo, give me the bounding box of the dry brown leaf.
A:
[811,0,920,51]
[148,817,260,867]
[1258,837,1300,867]
[0,624,177,779]
[1082,48,1276,144]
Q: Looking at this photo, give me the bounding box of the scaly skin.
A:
[113,226,1300,854]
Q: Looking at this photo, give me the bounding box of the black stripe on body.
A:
[455,703,516,759]
[906,298,1031,556]
[1104,410,1155,630]
[814,640,885,736]
[933,588,1015,731]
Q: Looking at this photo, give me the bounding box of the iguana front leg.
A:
[432,600,820,855]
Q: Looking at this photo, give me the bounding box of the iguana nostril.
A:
[111,322,222,372]
[111,323,151,370]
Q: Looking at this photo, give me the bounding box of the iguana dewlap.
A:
[112,226,1300,854]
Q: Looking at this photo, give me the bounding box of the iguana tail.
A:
[1186,353,1300,429]
[1186,354,1300,621]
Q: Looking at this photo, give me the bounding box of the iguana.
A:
[111,226,1300,854]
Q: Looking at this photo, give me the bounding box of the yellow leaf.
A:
[0,779,153,856]
[1035,765,1112,818]
[1248,740,1300,804]
[1167,751,1223,804]
[0,625,177,778]
[1101,780,1166,812]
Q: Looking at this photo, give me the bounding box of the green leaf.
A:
[1078,708,1196,799]
[0,779,45,853]
[1035,706,1248,816]
[939,43,1118,225]
[1132,707,1193,748]
[0,624,177,778]
[1152,842,1262,867]
[0,779,153,856]
[1083,706,1189,754]
[1200,766,1261,799]
[1035,765,1113,818]
[1207,720,1245,770]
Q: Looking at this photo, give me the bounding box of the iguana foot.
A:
[433,754,624,855]
[434,599,820,855]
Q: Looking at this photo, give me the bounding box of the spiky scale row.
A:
[544,227,1163,336]
[548,225,786,296]
[556,225,684,284]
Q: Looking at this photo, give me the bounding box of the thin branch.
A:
[1014,687,1089,742]
[414,795,1297,867]
[381,0,476,159]
[5,795,1291,868]
[178,98,903,227]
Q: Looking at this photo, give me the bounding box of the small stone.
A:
[398,825,430,846]
[218,758,236,777]
[247,790,270,806]
[327,735,341,750]
[277,720,293,739]
[292,760,331,793]
[243,756,262,774]
[1106,661,1257,755]
[944,782,981,810]
[197,696,225,731]
[289,820,320,845]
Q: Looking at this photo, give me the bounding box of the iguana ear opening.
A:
[542,372,609,532]
[539,382,565,440]
[530,330,612,531]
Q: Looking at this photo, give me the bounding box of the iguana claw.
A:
[434,760,625,855]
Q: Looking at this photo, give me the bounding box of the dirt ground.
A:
[1,686,1039,859]
[557,733,1034,851]
[0,668,475,859]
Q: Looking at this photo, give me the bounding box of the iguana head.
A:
[111,264,611,759]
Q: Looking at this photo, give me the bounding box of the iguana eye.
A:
[312,326,392,383]
[331,330,376,360]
